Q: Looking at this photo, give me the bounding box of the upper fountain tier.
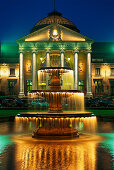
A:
[39,66,72,73]
[39,66,74,91]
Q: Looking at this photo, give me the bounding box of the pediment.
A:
[17,23,93,42]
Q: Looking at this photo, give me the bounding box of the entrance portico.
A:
[17,12,94,98]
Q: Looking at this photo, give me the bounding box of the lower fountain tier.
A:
[32,127,79,138]
[17,111,93,118]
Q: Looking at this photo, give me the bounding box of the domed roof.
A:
[30,11,80,33]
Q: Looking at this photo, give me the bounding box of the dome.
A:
[30,11,80,33]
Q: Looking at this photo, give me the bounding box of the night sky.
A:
[0,0,113,42]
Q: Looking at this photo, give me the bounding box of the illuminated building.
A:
[0,43,19,96]
[92,43,114,96]
[0,12,114,97]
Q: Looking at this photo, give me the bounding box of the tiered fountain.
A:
[24,65,93,139]
[30,67,85,113]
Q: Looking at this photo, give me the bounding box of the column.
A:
[86,50,93,98]
[46,50,50,67]
[60,50,64,67]
[19,50,25,97]
[60,50,64,89]
[46,50,50,89]
[74,49,79,90]
[32,50,37,90]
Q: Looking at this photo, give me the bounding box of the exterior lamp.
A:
[68,57,70,61]
[53,29,58,36]
[40,57,43,61]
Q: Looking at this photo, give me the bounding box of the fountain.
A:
[18,65,93,138]
[29,67,85,113]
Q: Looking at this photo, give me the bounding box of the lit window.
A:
[94,80,104,94]
[10,68,15,76]
[26,80,32,92]
[95,68,100,76]
[111,68,114,76]
[78,80,84,92]
[8,79,16,95]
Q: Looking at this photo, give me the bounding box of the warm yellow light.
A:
[53,29,58,36]
[40,57,43,61]
[68,57,70,61]
[69,70,73,74]
[38,83,46,85]
[77,93,84,95]
[26,63,31,72]
[64,83,72,85]
[25,30,49,41]
[0,69,9,76]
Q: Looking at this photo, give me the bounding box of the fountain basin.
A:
[26,66,94,139]
[17,111,93,118]
[32,127,79,139]
[16,114,96,139]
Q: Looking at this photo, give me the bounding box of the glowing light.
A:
[0,69,9,76]
[26,63,31,72]
[40,57,43,61]
[38,83,46,85]
[68,57,70,61]
[53,29,58,36]
[69,70,73,74]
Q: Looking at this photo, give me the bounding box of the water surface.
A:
[0,116,114,170]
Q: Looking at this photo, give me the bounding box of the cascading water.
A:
[18,66,93,138]
[28,67,85,113]
[15,116,97,138]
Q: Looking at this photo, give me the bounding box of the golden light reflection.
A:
[13,116,98,170]
[13,137,98,170]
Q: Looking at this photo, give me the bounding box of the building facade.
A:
[0,12,114,97]
[0,43,19,96]
[17,11,93,98]
[92,43,114,96]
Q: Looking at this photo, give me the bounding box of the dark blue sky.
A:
[0,0,113,42]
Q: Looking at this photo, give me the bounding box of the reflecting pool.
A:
[0,116,114,170]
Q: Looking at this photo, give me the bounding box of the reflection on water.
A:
[13,138,98,170]
[0,135,15,170]
[98,133,114,170]
[0,116,114,170]
[0,135,13,155]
